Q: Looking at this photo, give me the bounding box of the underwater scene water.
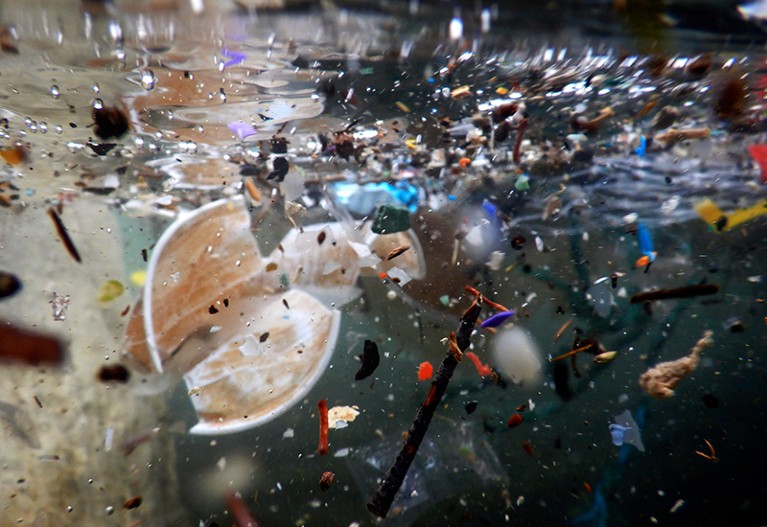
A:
[1,1,766,526]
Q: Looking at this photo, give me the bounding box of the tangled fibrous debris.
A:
[639,330,713,398]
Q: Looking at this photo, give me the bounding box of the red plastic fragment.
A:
[507,413,523,428]
[747,144,767,183]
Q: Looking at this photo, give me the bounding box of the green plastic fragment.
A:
[371,204,411,234]
[439,294,450,306]
[515,174,530,191]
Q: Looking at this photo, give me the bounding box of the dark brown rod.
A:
[630,283,719,303]
[47,207,81,263]
[366,293,482,518]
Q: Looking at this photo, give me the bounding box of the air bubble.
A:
[50,85,60,98]
[92,98,104,110]
[140,69,156,90]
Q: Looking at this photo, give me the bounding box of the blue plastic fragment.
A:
[637,222,656,263]
[608,424,630,447]
[329,181,421,216]
[479,310,515,328]
[634,135,647,157]
[482,199,500,225]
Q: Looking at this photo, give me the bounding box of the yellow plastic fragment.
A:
[130,270,147,287]
[395,101,411,113]
[98,279,125,302]
[593,351,617,364]
[693,198,724,226]
[694,197,767,232]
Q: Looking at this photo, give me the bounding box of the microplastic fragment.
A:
[227,122,257,140]
[480,310,515,328]
[327,405,360,429]
[355,340,380,381]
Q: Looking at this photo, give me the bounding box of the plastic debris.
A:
[221,48,246,68]
[97,279,125,303]
[319,471,335,491]
[227,122,257,140]
[490,326,542,386]
[608,409,645,452]
[694,197,767,232]
[417,361,433,381]
[515,174,530,190]
[355,340,380,381]
[464,351,492,377]
[328,405,360,429]
[480,310,515,328]
[49,292,70,321]
[371,204,411,234]
[0,322,65,367]
[0,271,21,300]
[639,330,713,398]
[635,223,656,267]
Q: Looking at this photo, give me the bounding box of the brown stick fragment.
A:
[630,283,719,303]
[0,321,65,366]
[654,127,710,143]
[47,207,81,263]
[553,319,573,342]
[386,245,411,261]
[367,293,482,518]
[512,117,528,165]
[317,399,329,456]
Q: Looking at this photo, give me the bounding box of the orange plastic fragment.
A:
[635,254,652,267]
[464,351,492,377]
[458,157,471,168]
[0,145,26,165]
[417,361,433,381]
[244,177,261,201]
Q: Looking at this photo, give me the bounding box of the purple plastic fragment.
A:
[221,48,246,69]
[228,122,257,140]
[479,310,514,328]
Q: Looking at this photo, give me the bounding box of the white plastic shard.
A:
[122,197,427,434]
[122,197,338,434]
[490,326,543,387]
[184,288,340,435]
[142,196,268,373]
[123,196,268,374]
